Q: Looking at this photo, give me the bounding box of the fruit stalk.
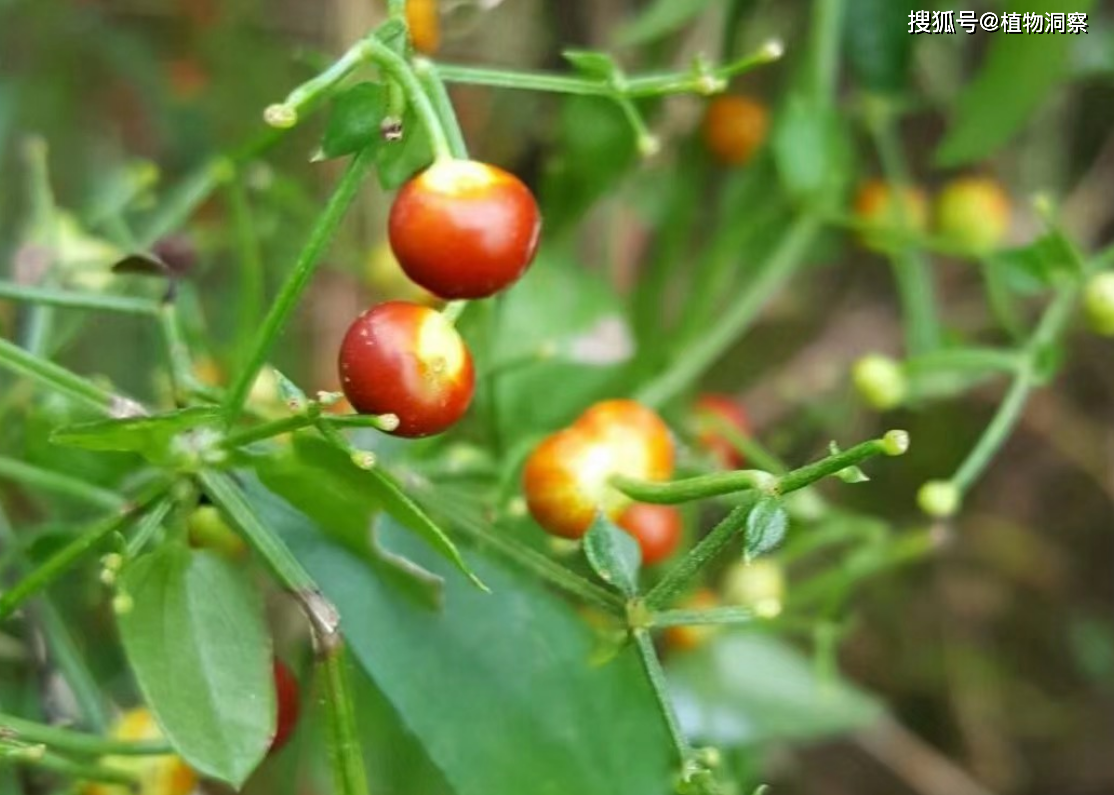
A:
[224,146,377,424]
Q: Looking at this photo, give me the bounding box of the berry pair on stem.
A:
[339,159,541,437]
[522,395,750,567]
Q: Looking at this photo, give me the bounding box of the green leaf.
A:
[245,481,675,795]
[668,633,881,746]
[830,441,869,483]
[935,0,1096,167]
[541,95,638,229]
[843,0,916,94]
[364,465,487,591]
[254,440,377,556]
[562,50,619,81]
[117,546,274,786]
[583,514,641,597]
[50,407,222,465]
[772,94,853,205]
[273,369,308,410]
[744,497,788,561]
[992,233,1080,293]
[376,107,434,191]
[488,249,626,443]
[614,0,715,46]
[322,82,387,160]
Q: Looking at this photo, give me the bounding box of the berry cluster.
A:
[853,175,1012,253]
[338,159,541,437]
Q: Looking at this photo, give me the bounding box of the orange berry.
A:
[701,95,769,166]
[523,400,674,539]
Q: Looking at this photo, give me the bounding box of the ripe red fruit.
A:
[523,400,674,539]
[270,660,300,753]
[694,394,748,469]
[616,503,682,566]
[338,301,475,437]
[388,159,541,299]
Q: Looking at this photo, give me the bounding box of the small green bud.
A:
[881,429,911,456]
[1084,272,1114,337]
[917,480,961,518]
[263,103,297,129]
[853,354,907,410]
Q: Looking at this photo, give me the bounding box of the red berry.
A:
[270,660,300,753]
[616,503,682,566]
[523,400,674,540]
[339,301,475,437]
[388,159,541,299]
[694,394,749,469]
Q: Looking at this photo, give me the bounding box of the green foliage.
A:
[744,497,788,561]
[935,0,1097,166]
[584,513,642,596]
[668,633,882,746]
[250,481,676,795]
[843,0,916,94]
[117,546,275,786]
[322,82,388,160]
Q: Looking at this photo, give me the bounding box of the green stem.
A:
[124,496,174,558]
[222,413,397,449]
[227,173,265,363]
[616,434,906,506]
[2,747,141,785]
[0,337,127,416]
[812,0,844,106]
[319,643,370,795]
[223,414,314,448]
[224,146,377,424]
[951,286,1077,492]
[413,58,469,158]
[644,504,751,610]
[0,457,124,510]
[636,213,821,408]
[632,628,691,765]
[649,605,756,628]
[0,283,160,317]
[197,471,342,638]
[612,470,776,505]
[0,506,109,731]
[904,347,1022,377]
[433,43,780,98]
[867,102,940,355]
[423,491,624,614]
[775,435,904,494]
[0,714,171,757]
[136,159,233,249]
[21,137,59,357]
[365,39,453,160]
[0,482,168,621]
[387,0,406,21]
[158,302,195,404]
[267,40,377,129]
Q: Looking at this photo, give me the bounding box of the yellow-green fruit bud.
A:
[935,177,1011,252]
[1084,272,1114,337]
[853,354,907,411]
[722,560,785,618]
[917,480,961,518]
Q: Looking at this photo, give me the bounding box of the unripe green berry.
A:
[881,429,910,456]
[918,480,961,518]
[853,354,907,411]
[1084,272,1114,337]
